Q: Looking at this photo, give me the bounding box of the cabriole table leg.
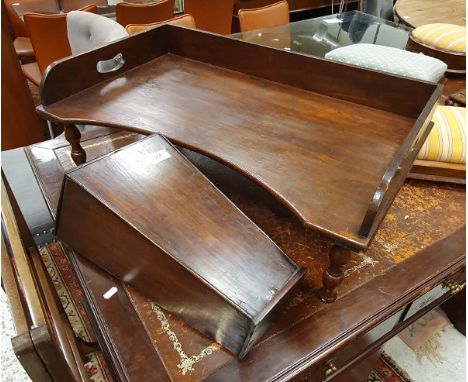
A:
[319,245,352,303]
[64,124,86,165]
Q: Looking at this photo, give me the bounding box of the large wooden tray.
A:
[37,25,442,301]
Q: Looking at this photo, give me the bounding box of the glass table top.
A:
[231,11,412,58]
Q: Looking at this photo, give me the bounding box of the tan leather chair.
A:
[4,0,34,58]
[116,0,174,27]
[22,4,97,85]
[184,0,234,35]
[238,0,289,32]
[126,13,195,34]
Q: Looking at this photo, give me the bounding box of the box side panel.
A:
[238,270,304,359]
[67,135,302,317]
[56,178,250,356]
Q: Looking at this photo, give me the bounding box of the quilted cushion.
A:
[417,106,466,164]
[67,11,128,55]
[411,23,466,54]
[324,43,447,83]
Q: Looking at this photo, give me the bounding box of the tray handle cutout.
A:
[96,53,125,74]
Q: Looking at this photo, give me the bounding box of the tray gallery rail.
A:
[37,25,442,303]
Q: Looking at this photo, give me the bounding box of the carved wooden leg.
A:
[64,124,86,165]
[318,245,352,303]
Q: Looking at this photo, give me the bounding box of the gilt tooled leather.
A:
[122,162,464,381]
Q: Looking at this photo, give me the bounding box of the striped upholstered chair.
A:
[417,106,466,165]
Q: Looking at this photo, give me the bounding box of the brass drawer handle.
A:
[443,280,466,295]
[323,358,337,378]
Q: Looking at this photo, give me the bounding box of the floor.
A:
[1,290,32,382]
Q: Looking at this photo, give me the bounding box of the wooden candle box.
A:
[56,134,304,358]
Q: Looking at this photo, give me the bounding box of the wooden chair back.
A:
[238,0,289,32]
[116,0,174,27]
[4,0,62,38]
[184,0,234,35]
[24,4,97,73]
[126,13,195,34]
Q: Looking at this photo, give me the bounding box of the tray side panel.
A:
[40,24,169,105]
[39,24,437,118]
[167,25,437,118]
[359,86,443,241]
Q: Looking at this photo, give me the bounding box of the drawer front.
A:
[290,309,404,382]
[290,267,466,382]
[321,310,403,380]
[405,267,465,320]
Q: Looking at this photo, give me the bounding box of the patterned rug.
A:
[368,354,413,382]
[368,309,466,382]
[1,290,32,382]
[39,242,112,381]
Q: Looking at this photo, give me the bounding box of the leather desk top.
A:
[22,129,466,381]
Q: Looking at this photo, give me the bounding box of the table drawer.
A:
[404,267,465,320]
[292,267,466,382]
[291,309,403,382]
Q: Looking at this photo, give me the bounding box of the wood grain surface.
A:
[37,25,441,251]
[395,0,466,28]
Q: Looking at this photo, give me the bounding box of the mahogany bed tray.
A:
[37,25,442,302]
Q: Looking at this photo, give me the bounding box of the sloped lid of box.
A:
[61,135,303,318]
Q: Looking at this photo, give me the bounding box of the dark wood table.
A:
[3,127,465,381]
